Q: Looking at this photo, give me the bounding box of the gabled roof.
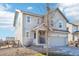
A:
[13,9,43,26]
[13,8,77,27]
[32,23,69,33]
[56,8,69,23]
[21,10,43,17]
[49,8,78,26]
[56,8,78,26]
[16,9,43,17]
[32,23,46,30]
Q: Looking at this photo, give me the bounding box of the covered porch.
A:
[32,23,48,47]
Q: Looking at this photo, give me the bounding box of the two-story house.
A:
[67,23,78,45]
[13,8,70,48]
[73,25,79,42]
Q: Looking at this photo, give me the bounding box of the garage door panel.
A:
[48,36,67,47]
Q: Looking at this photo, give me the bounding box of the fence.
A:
[0,40,20,48]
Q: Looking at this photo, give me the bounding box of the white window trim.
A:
[26,16,31,23]
[58,21,63,28]
[26,32,30,38]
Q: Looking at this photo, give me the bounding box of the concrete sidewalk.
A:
[48,46,79,56]
[29,46,79,56]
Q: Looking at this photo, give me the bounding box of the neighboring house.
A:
[67,23,78,42]
[13,8,71,48]
[6,37,15,41]
[66,21,79,48]
[73,25,79,42]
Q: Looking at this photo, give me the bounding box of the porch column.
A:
[36,30,39,45]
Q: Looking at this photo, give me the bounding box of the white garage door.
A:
[48,36,67,47]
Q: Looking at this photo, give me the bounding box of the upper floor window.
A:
[27,16,31,23]
[59,23,62,28]
[26,32,29,37]
[37,18,40,24]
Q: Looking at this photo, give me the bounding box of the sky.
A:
[0,3,79,40]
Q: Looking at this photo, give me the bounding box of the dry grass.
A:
[0,47,44,56]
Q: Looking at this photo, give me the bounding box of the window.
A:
[67,27,69,30]
[59,23,62,28]
[51,20,53,26]
[26,32,29,37]
[37,18,40,24]
[27,16,30,22]
[34,32,36,39]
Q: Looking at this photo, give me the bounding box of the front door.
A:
[38,30,46,44]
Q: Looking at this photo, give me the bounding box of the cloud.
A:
[27,6,33,10]
[0,4,14,28]
[0,4,12,11]
[59,3,78,7]
[59,3,79,25]
[0,11,14,28]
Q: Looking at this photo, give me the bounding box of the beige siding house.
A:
[13,8,73,48]
[73,25,79,42]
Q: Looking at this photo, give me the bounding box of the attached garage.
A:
[48,32,68,48]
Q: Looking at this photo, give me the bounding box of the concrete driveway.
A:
[49,46,79,56]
